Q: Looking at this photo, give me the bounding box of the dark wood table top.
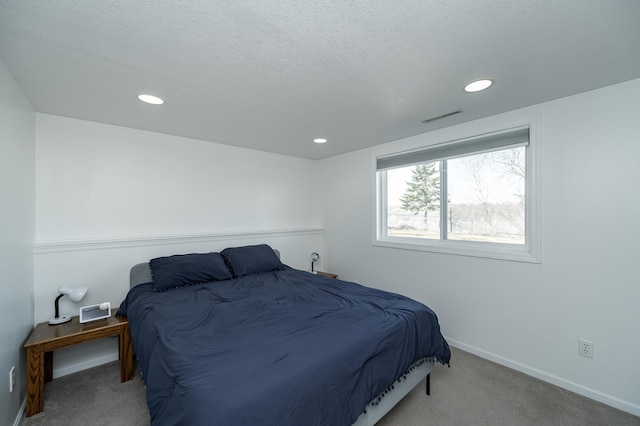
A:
[25,310,127,348]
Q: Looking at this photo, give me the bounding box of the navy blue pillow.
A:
[150,252,232,291]
[221,244,285,278]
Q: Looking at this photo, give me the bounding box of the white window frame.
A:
[373,115,541,263]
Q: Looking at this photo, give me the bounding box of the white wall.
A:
[0,60,35,425]
[319,79,640,415]
[34,115,324,375]
[36,114,322,241]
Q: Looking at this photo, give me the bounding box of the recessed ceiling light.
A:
[313,138,328,144]
[137,94,164,105]
[464,79,493,93]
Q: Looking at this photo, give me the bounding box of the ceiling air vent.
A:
[422,109,462,124]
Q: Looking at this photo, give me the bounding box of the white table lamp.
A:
[310,252,320,273]
[48,286,88,325]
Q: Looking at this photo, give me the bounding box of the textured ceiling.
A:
[1,1,639,159]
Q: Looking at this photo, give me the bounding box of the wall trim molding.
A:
[34,228,324,254]
[446,337,640,417]
[13,398,25,426]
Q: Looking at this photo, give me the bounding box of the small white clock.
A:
[79,302,111,323]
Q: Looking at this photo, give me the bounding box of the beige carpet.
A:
[23,347,639,426]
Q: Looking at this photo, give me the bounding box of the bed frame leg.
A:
[426,373,431,395]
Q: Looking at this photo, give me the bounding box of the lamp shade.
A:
[59,286,87,302]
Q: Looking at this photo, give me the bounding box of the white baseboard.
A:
[13,398,25,426]
[53,351,119,379]
[446,337,640,417]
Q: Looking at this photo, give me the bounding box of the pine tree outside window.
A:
[399,163,441,234]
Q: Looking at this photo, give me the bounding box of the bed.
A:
[118,244,450,425]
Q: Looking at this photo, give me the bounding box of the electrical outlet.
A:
[9,366,15,392]
[579,339,594,358]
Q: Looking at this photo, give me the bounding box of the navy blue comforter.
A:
[119,269,450,426]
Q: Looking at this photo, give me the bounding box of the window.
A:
[375,122,540,262]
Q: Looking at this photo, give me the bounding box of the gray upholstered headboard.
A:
[130,262,153,288]
[129,248,281,288]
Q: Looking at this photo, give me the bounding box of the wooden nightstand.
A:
[23,311,133,416]
[316,271,338,279]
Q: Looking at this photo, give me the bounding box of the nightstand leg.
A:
[119,324,134,382]
[26,346,45,416]
[44,351,53,383]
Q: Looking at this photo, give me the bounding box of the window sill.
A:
[373,237,540,263]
